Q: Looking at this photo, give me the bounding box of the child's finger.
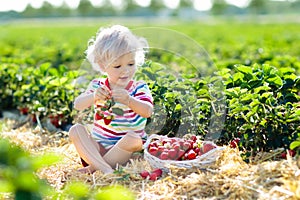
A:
[95,87,110,100]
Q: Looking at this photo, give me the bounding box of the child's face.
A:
[105,52,137,88]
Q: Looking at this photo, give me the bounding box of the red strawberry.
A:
[161,138,172,145]
[95,113,103,120]
[168,149,177,160]
[177,149,185,160]
[31,114,37,123]
[19,107,29,115]
[159,151,169,160]
[230,138,240,148]
[186,149,197,160]
[182,141,191,151]
[288,150,296,157]
[148,146,159,157]
[281,150,296,159]
[149,173,158,181]
[202,143,216,154]
[140,171,150,179]
[103,117,112,125]
[172,142,181,151]
[191,135,197,142]
[151,168,163,177]
[194,147,201,154]
[170,138,178,143]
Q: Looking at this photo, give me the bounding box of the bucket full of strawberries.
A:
[143,134,225,170]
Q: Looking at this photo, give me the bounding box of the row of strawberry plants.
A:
[0,62,80,129]
[1,59,299,155]
[137,61,300,157]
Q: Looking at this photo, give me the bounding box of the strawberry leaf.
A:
[112,108,124,116]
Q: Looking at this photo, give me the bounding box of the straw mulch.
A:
[1,120,300,200]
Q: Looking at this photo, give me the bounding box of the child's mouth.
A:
[119,76,129,80]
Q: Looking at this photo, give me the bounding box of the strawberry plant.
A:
[11,62,81,129]
[220,64,300,152]
[136,61,215,137]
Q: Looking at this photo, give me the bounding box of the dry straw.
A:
[1,120,300,200]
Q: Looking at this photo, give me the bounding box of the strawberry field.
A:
[0,19,300,199]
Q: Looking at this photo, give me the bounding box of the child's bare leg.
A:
[69,124,113,174]
[103,132,143,168]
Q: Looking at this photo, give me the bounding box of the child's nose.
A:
[123,66,130,73]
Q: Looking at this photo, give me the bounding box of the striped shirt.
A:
[86,78,153,149]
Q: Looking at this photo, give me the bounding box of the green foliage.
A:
[0,138,60,199]
[0,138,134,200]
[136,61,214,137]
[220,64,300,152]
[0,61,82,128]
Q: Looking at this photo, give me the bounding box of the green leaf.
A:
[254,85,271,94]
[236,65,253,74]
[65,181,89,198]
[233,72,244,82]
[279,67,295,75]
[174,104,182,111]
[267,75,283,87]
[31,153,61,170]
[290,141,300,150]
[94,185,135,200]
[0,180,14,192]
[112,108,124,116]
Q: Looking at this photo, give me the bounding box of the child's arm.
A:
[112,89,153,118]
[128,96,153,118]
[73,93,94,111]
[74,85,111,111]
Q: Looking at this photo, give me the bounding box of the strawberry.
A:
[161,138,172,145]
[281,150,296,159]
[31,114,37,123]
[151,168,163,177]
[159,151,169,160]
[170,138,178,143]
[168,149,177,160]
[177,149,185,160]
[190,135,197,142]
[202,143,216,154]
[140,170,150,179]
[230,138,240,148]
[148,146,159,156]
[149,172,158,181]
[103,117,112,125]
[95,113,103,120]
[149,140,160,148]
[19,107,29,115]
[172,142,181,151]
[194,147,201,154]
[157,146,165,153]
[288,150,296,157]
[186,149,197,160]
[182,141,191,151]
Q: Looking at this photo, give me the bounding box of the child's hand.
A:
[111,89,130,106]
[94,85,111,102]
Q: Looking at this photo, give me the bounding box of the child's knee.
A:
[119,133,143,152]
[69,124,84,141]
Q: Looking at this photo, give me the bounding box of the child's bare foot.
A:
[77,166,95,174]
[77,166,114,174]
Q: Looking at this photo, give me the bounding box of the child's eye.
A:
[128,63,135,66]
[114,65,121,69]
